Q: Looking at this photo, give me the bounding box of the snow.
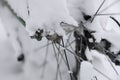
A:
[6,0,29,21]
[0,40,25,80]
[26,0,78,38]
[83,50,120,80]
[1,0,120,80]
[79,61,95,80]
[0,2,75,80]
[80,0,120,53]
[0,19,7,41]
[7,0,78,38]
[85,48,93,61]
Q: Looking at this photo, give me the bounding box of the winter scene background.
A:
[0,0,120,80]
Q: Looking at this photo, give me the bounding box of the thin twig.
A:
[52,43,62,80]
[99,0,120,13]
[93,67,113,80]
[26,0,30,16]
[4,0,26,26]
[54,43,68,67]
[34,42,52,52]
[57,43,83,62]
[110,16,120,27]
[41,41,49,78]
[68,41,75,52]
[97,13,120,16]
[61,39,74,80]
[91,0,106,22]
[106,55,119,76]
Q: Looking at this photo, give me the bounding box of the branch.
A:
[3,0,26,26]
[110,16,120,27]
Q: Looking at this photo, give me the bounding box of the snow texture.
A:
[0,0,120,80]
[7,0,78,38]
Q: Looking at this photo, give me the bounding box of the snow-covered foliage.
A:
[0,0,120,80]
[7,0,78,38]
[0,1,76,80]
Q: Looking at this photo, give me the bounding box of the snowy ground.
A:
[0,40,25,80]
[0,39,120,80]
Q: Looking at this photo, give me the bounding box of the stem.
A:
[61,39,74,80]
[91,0,106,22]
[110,16,120,27]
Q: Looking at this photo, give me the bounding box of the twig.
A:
[99,0,120,13]
[52,43,62,80]
[3,0,26,26]
[93,67,113,80]
[41,41,49,78]
[91,0,106,22]
[61,39,74,80]
[97,13,120,16]
[106,55,119,76]
[110,16,120,27]
[26,0,30,16]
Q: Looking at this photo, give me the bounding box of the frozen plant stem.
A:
[3,0,26,26]
[93,67,112,80]
[52,43,62,80]
[91,0,106,22]
[96,13,120,16]
[110,16,120,27]
[61,39,75,80]
[26,0,30,16]
[41,41,49,78]
[99,0,120,13]
[106,56,119,76]
[57,43,82,63]
[54,43,68,68]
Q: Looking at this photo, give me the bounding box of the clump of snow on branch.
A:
[26,0,78,37]
[7,0,78,38]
